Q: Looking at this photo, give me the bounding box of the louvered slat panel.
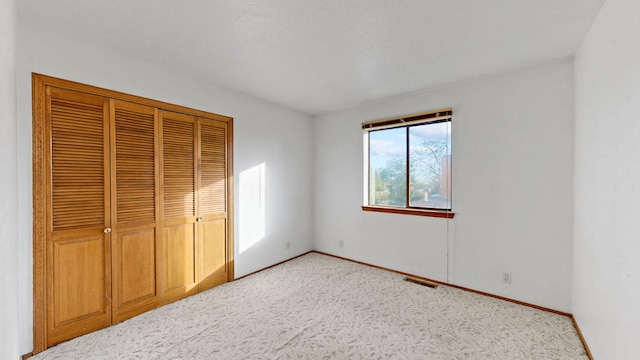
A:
[115,107,156,224]
[199,122,226,215]
[51,99,105,230]
[163,118,195,218]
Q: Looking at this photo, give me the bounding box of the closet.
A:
[32,74,233,352]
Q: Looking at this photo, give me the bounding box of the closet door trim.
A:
[32,73,234,354]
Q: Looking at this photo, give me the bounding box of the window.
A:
[362,108,453,217]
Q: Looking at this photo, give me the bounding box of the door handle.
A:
[196,217,203,222]
[103,227,112,233]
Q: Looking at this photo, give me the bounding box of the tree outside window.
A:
[368,120,451,210]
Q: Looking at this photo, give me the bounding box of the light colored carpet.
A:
[33,252,588,359]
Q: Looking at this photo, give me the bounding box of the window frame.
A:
[362,108,454,218]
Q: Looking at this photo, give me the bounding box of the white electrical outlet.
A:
[503,272,512,284]
[339,240,344,248]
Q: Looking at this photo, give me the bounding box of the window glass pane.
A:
[408,121,451,209]
[369,128,406,207]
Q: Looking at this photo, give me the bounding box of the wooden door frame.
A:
[32,73,234,354]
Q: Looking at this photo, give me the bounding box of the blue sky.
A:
[369,122,450,169]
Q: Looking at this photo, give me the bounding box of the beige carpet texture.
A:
[33,253,588,359]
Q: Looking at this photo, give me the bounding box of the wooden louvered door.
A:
[110,100,160,323]
[197,118,229,291]
[159,112,230,301]
[33,74,234,353]
[46,87,111,346]
[159,110,199,303]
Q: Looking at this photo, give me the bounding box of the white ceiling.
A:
[18,0,605,115]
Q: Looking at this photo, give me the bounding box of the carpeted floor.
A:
[33,252,588,359]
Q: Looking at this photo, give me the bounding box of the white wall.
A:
[574,0,640,358]
[13,24,314,356]
[0,1,20,359]
[314,60,575,312]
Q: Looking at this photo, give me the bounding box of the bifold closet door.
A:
[159,110,199,303]
[197,118,229,291]
[110,100,160,323]
[159,112,230,301]
[46,87,111,346]
[34,73,234,353]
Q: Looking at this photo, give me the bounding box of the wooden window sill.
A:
[362,206,455,218]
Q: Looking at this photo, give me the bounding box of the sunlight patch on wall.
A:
[239,162,266,254]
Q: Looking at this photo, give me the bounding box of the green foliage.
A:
[378,156,406,206]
